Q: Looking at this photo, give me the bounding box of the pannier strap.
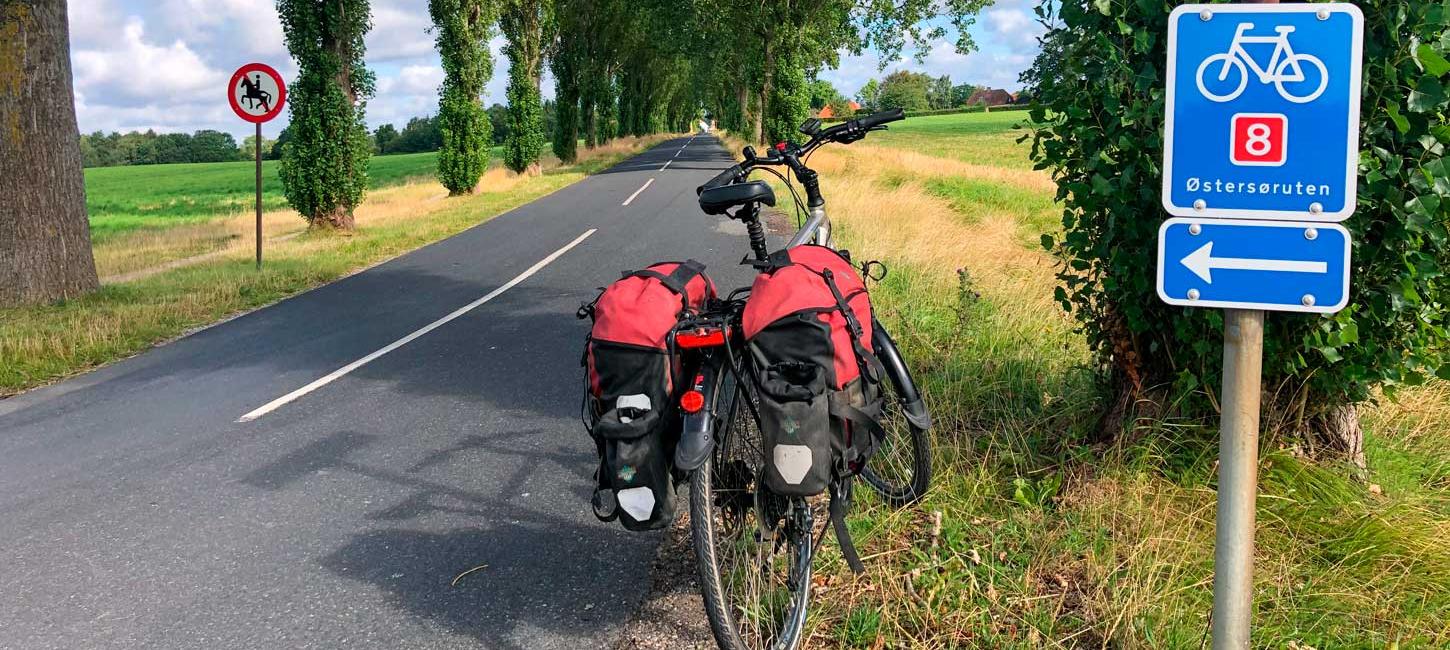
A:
[828,394,886,453]
[829,482,865,574]
[827,396,884,576]
[820,269,881,384]
[626,259,708,311]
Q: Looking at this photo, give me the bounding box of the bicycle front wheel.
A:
[691,374,813,650]
[860,327,933,506]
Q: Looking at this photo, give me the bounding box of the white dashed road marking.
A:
[236,229,599,423]
[622,178,654,206]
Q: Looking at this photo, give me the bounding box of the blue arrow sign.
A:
[1162,4,1363,222]
[1157,218,1351,313]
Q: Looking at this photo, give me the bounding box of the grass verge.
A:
[725,109,1449,647]
[0,136,674,396]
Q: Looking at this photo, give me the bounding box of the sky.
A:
[67,0,1046,141]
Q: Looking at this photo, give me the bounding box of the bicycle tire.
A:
[1274,53,1328,104]
[691,372,812,650]
[860,330,932,506]
[1195,53,1248,103]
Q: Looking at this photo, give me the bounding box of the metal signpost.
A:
[228,63,287,270]
[1159,3,1362,648]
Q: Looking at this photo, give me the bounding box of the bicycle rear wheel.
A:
[691,372,812,650]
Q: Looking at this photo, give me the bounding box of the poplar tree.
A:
[550,50,579,163]
[499,0,552,175]
[430,0,495,194]
[276,0,375,230]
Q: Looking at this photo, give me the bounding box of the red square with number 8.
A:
[1230,113,1288,167]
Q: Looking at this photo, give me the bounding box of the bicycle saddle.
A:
[698,180,775,216]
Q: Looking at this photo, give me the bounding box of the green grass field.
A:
[871,109,1035,169]
[83,152,443,242]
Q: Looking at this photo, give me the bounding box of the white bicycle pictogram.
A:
[1196,22,1328,104]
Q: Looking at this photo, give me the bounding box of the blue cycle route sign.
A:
[1158,218,1351,314]
[1162,3,1364,222]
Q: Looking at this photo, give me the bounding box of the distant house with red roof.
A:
[965,88,1016,107]
[816,101,861,119]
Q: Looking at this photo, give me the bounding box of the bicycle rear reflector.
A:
[675,327,726,349]
[680,390,705,414]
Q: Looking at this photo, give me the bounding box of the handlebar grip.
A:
[698,164,742,195]
[855,108,905,130]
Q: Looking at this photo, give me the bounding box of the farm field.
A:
[759,111,1450,648]
[868,108,1035,169]
[84,151,445,242]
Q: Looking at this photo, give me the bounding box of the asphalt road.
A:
[0,135,757,649]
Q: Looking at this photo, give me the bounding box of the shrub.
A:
[1028,0,1450,439]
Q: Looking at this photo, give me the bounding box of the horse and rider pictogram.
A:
[238,74,273,113]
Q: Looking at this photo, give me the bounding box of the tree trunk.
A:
[317,205,355,231]
[735,82,749,134]
[327,2,358,229]
[1307,404,1365,473]
[755,40,774,145]
[0,0,99,307]
[582,91,597,148]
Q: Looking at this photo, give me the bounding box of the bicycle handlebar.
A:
[698,164,742,195]
[695,109,906,195]
[854,107,906,130]
[818,108,905,142]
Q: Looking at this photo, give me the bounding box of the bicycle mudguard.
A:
[675,358,723,471]
[871,320,932,431]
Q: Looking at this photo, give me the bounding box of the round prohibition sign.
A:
[229,63,287,124]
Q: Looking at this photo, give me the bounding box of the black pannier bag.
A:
[742,245,886,498]
[579,260,715,531]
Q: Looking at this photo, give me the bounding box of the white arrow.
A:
[1181,242,1327,284]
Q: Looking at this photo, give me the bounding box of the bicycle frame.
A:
[786,205,833,249]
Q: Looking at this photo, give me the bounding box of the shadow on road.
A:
[321,523,640,650]
[242,428,654,648]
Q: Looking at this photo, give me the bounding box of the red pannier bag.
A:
[579,260,715,530]
[742,245,885,497]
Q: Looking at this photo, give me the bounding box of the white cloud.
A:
[396,64,445,95]
[156,0,286,58]
[984,4,1046,56]
[368,1,436,62]
[67,0,124,43]
[72,18,225,106]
